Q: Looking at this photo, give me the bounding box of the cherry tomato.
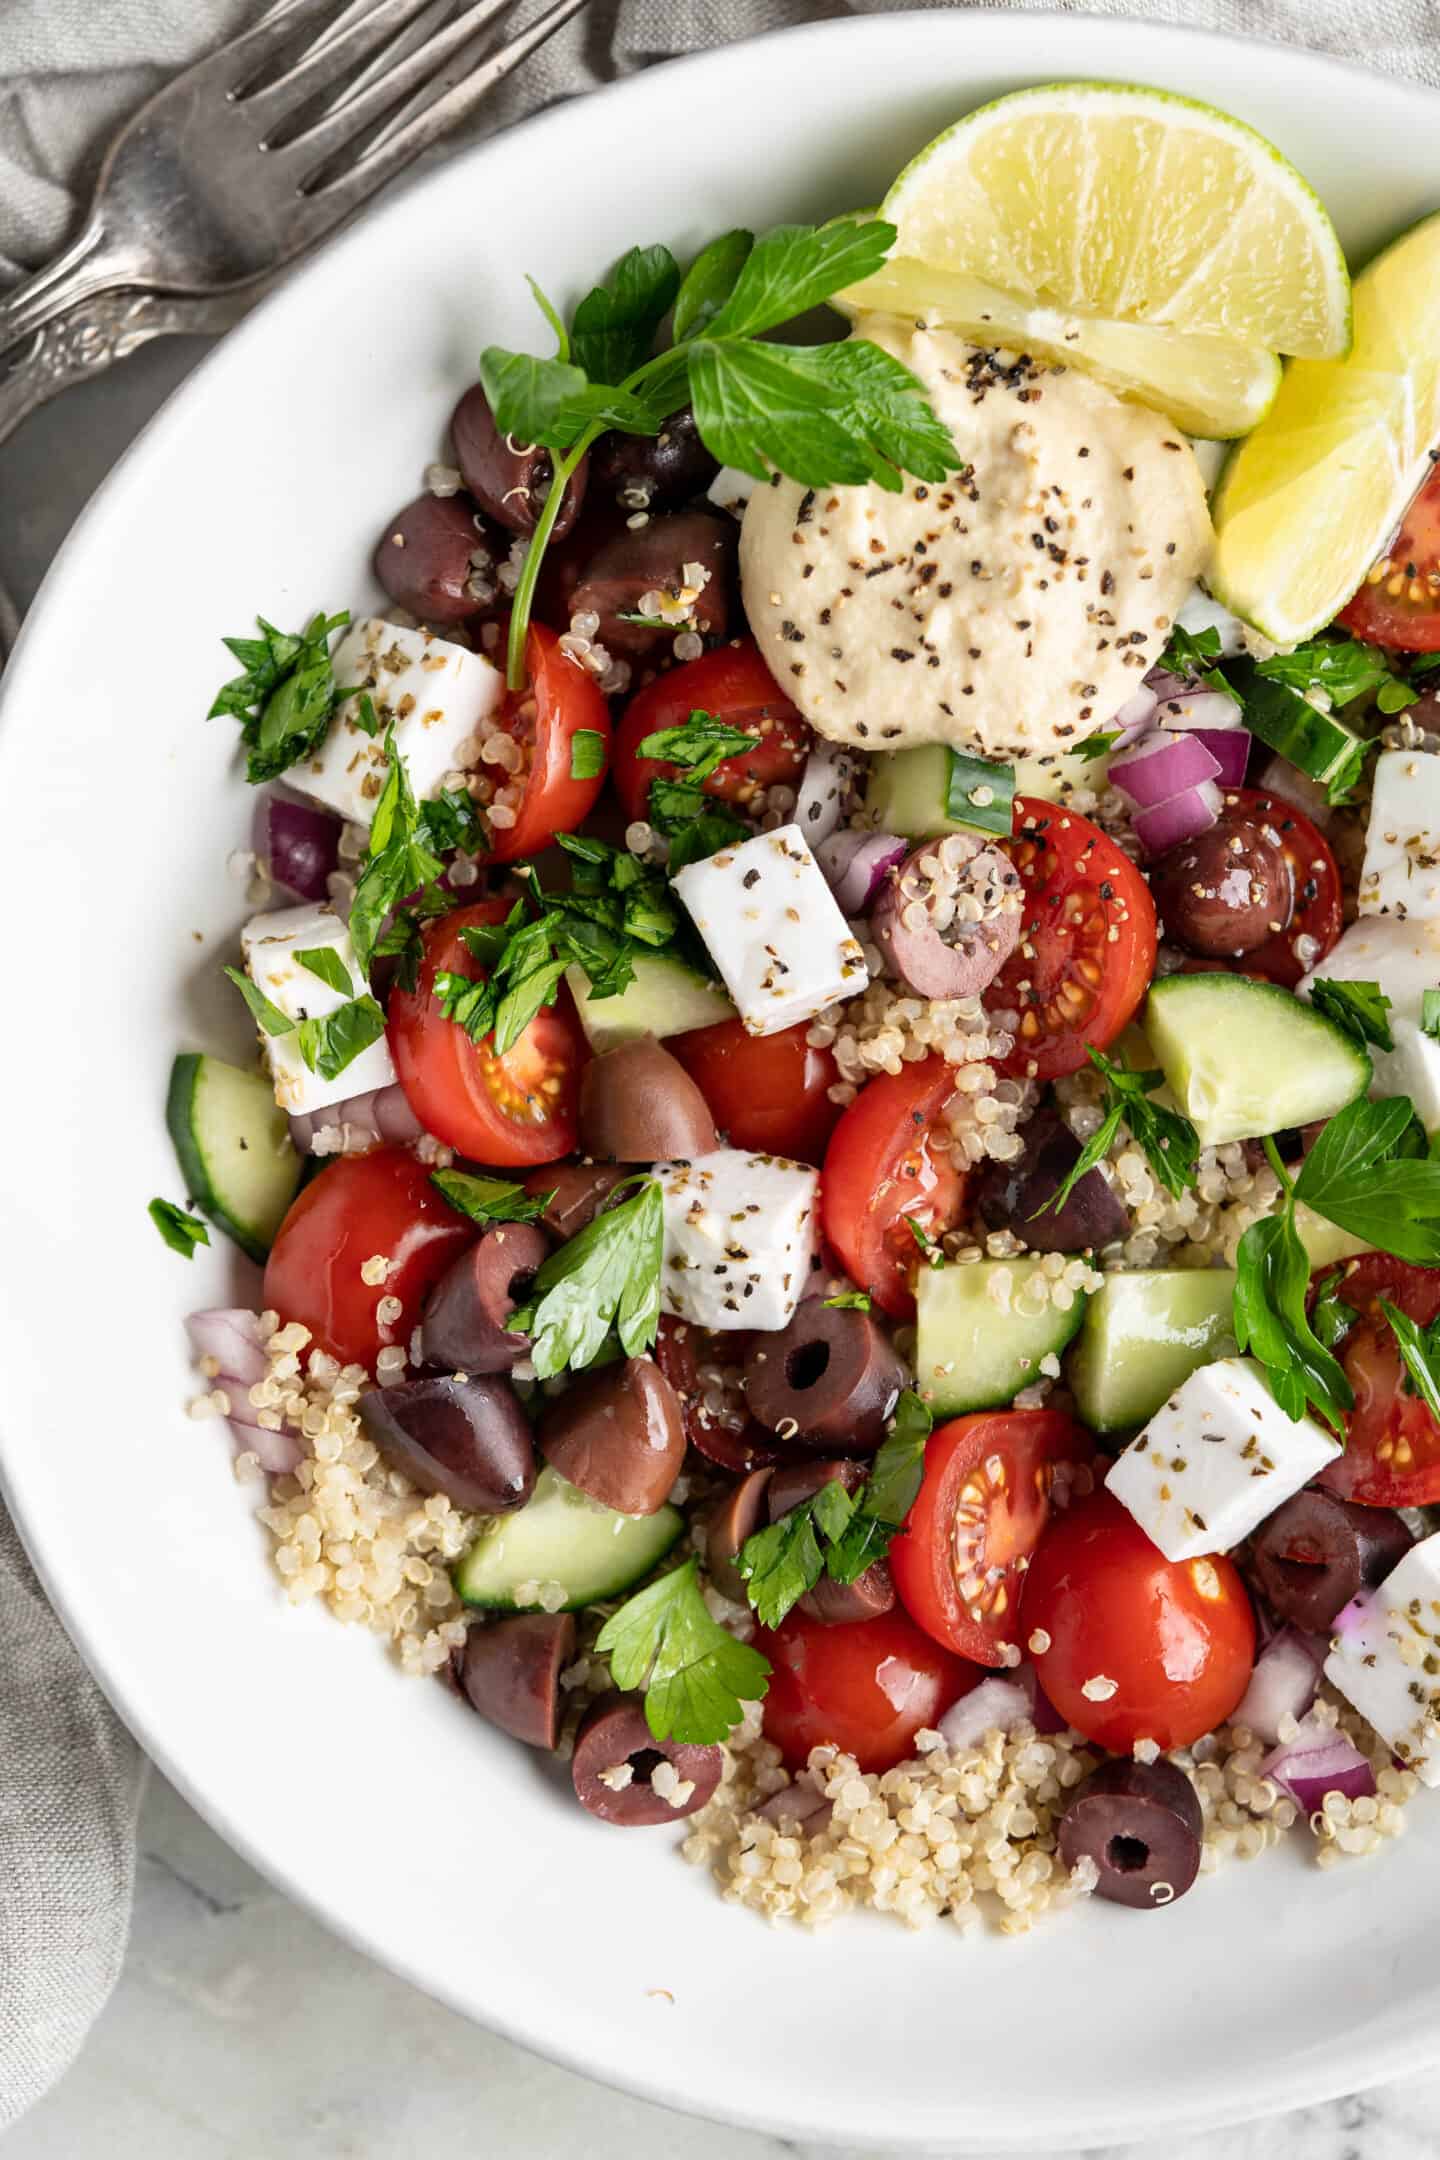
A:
[1318,1255,1440,1506]
[820,1057,970,1321]
[986,797,1157,1082]
[1226,785,1343,989]
[890,1411,1094,1668]
[478,622,610,863]
[388,898,583,1166]
[262,1146,472,1370]
[758,1606,979,1774]
[670,1017,842,1164]
[1338,464,1440,651]
[1020,1490,1256,1751]
[612,641,811,823]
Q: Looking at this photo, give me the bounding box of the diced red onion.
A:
[1232,1627,1324,1745]
[1261,1716,1377,1812]
[1185,728,1251,788]
[1143,666,1192,702]
[757,1781,832,1831]
[253,788,343,902]
[938,1673,1035,1749]
[227,1415,303,1476]
[1108,686,1160,745]
[288,1082,424,1155]
[1111,731,1222,810]
[817,829,907,915]
[185,1309,268,1387]
[1131,779,1222,859]
[1252,752,1336,831]
[793,741,857,848]
[1157,689,1245,733]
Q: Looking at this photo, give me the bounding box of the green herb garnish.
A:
[431,1169,553,1227]
[595,1556,771,1746]
[1255,630,1419,714]
[1233,1137,1353,1433]
[1307,977,1394,1054]
[1040,1049,1199,1217]
[570,728,608,782]
[149,1198,210,1258]
[294,994,387,1081]
[223,965,294,1039]
[509,1176,662,1378]
[1423,989,1440,1042]
[1292,1093,1440,1264]
[208,610,352,784]
[1157,622,1241,704]
[823,1290,872,1311]
[1379,1298,1440,1420]
[294,947,354,999]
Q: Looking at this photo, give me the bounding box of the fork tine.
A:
[281,0,515,175]
[181,0,346,95]
[242,0,441,132]
[301,0,591,218]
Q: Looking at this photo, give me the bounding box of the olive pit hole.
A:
[786,1339,832,1391]
[507,1267,538,1304]
[630,1749,666,1786]
[1107,1834,1150,1875]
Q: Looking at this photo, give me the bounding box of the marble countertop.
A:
[3,332,1437,2160]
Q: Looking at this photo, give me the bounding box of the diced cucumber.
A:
[1067,1269,1237,1433]
[1144,974,1371,1147]
[564,953,735,1053]
[453,1467,685,1611]
[1294,1203,1371,1269]
[915,1260,1087,1416]
[864,745,965,839]
[166,1053,301,1265]
[1013,745,1114,804]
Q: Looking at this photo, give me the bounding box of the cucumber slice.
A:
[563,953,735,1053]
[1144,973,1370,1147]
[915,1259,1087,1417]
[864,746,966,839]
[453,1466,685,1611]
[1067,1269,1237,1433]
[166,1053,301,1265]
[1294,1202,1371,1269]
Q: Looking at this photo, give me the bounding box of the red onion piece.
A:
[1111,732,1222,809]
[253,788,343,902]
[1232,1627,1324,1745]
[757,1781,833,1831]
[1157,689,1245,733]
[227,1417,303,1476]
[1143,666,1192,702]
[186,1309,268,1387]
[938,1673,1035,1750]
[794,741,857,849]
[1252,752,1336,831]
[1186,728,1251,788]
[288,1082,425,1155]
[1108,686,1160,745]
[1131,779,1222,859]
[817,829,907,915]
[1261,1716,1377,1812]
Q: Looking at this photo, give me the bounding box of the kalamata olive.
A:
[419,1222,549,1373]
[571,1696,722,1825]
[1150,807,1294,957]
[523,1161,628,1242]
[704,1467,774,1602]
[766,1459,896,1625]
[568,509,735,658]
[590,407,719,511]
[1057,1757,1203,1910]
[450,382,587,539]
[1248,1489,1415,1633]
[457,1613,575,1750]
[690,1418,792,1475]
[578,1036,718,1164]
[743,1303,904,1456]
[766,1458,866,1517]
[358,1375,534,1513]
[871,835,1024,998]
[371,493,500,625]
[975,1108,1129,1255]
[540,1357,685,1515]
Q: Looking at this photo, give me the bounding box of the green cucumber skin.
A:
[929,1299,1086,1416]
[1144,973,1371,1147]
[916,1261,1089,1419]
[452,1469,686,1612]
[165,1053,299,1265]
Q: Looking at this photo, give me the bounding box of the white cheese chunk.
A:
[1324,1534,1440,1787]
[1105,1355,1340,1562]
[239,901,396,1116]
[1358,748,1440,920]
[706,465,756,519]
[1174,584,1245,653]
[671,825,868,1037]
[656,1148,819,1332]
[1371,1017,1440,1132]
[1298,914,1440,1026]
[286,617,503,828]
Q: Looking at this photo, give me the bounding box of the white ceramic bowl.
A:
[3,12,1440,2148]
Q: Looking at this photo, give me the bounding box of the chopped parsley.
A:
[1307,977,1394,1054]
[222,965,293,1038]
[294,994,387,1080]
[1423,989,1440,1043]
[431,1169,553,1226]
[1379,1299,1440,1421]
[208,610,352,784]
[595,1556,770,1746]
[570,728,608,781]
[508,1176,662,1378]
[149,1198,210,1258]
[294,947,354,998]
[1040,1049,1199,1217]
[823,1290,872,1311]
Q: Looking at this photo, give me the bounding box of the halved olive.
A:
[457,1613,575,1750]
[539,1357,685,1516]
[1057,1757,1203,1910]
[578,1036,718,1164]
[358,1375,534,1513]
[743,1303,904,1455]
[571,1697,722,1825]
[419,1222,548,1373]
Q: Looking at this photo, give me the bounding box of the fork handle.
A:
[0,220,153,362]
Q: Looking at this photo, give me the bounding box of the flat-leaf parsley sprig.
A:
[595,1557,770,1746]
[208,610,352,784]
[480,221,960,690]
[508,1175,663,1378]
[1039,1048,1199,1217]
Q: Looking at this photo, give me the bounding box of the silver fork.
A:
[0,0,589,356]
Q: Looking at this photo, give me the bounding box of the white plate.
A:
[2,12,1438,2149]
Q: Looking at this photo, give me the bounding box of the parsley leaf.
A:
[739,1504,831,1629]
[1157,622,1241,705]
[570,244,681,382]
[826,1390,933,1586]
[688,336,955,492]
[1307,977,1394,1053]
[1255,631,1416,712]
[1294,1094,1440,1264]
[1379,1298,1440,1420]
[1233,1146,1353,1433]
[1424,989,1440,1042]
[570,728,607,781]
[374,886,452,993]
[905,1216,944,1265]
[1041,1049,1199,1218]
[294,946,354,999]
[476,350,665,448]
[673,229,754,341]
[294,994,387,1081]
[431,1169,553,1226]
[1074,730,1121,763]
[510,1177,662,1378]
[824,1291,872,1311]
[637,709,757,779]
[208,610,351,785]
[149,1198,210,1258]
[348,730,444,973]
[596,1557,771,1746]
[1310,1267,1359,1352]
[223,964,293,1038]
[704,219,894,340]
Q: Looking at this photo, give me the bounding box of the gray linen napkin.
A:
[2,0,1438,2129]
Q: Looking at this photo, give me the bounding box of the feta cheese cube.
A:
[656,1148,819,1331]
[1299,914,1440,1026]
[286,617,503,828]
[1324,1534,1440,1786]
[671,825,868,1037]
[1371,1016,1440,1132]
[1358,748,1440,920]
[1174,584,1245,653]
[239,901,396,1116]
[1105,1355,1340,1562]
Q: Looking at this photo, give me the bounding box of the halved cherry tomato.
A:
[478,622,610,863]
[262,1146,472,1370]
[821,1057,970,1321]
[670,1017,842,1164]
[890,1411,1094,1668]
[1019,1490,1256,1751]
[1338,464,1440,652]
[388,898,583,1166]
[1318,1255,1440,1506]
[986,797,1156,1082]
[758,1606,979,1774]
[612,640,811,823]
[1227,784,1343,989]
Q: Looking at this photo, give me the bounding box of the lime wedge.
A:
[832,255,1281,438]
[1211,212,1440,642]
[884,82,1350,361]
